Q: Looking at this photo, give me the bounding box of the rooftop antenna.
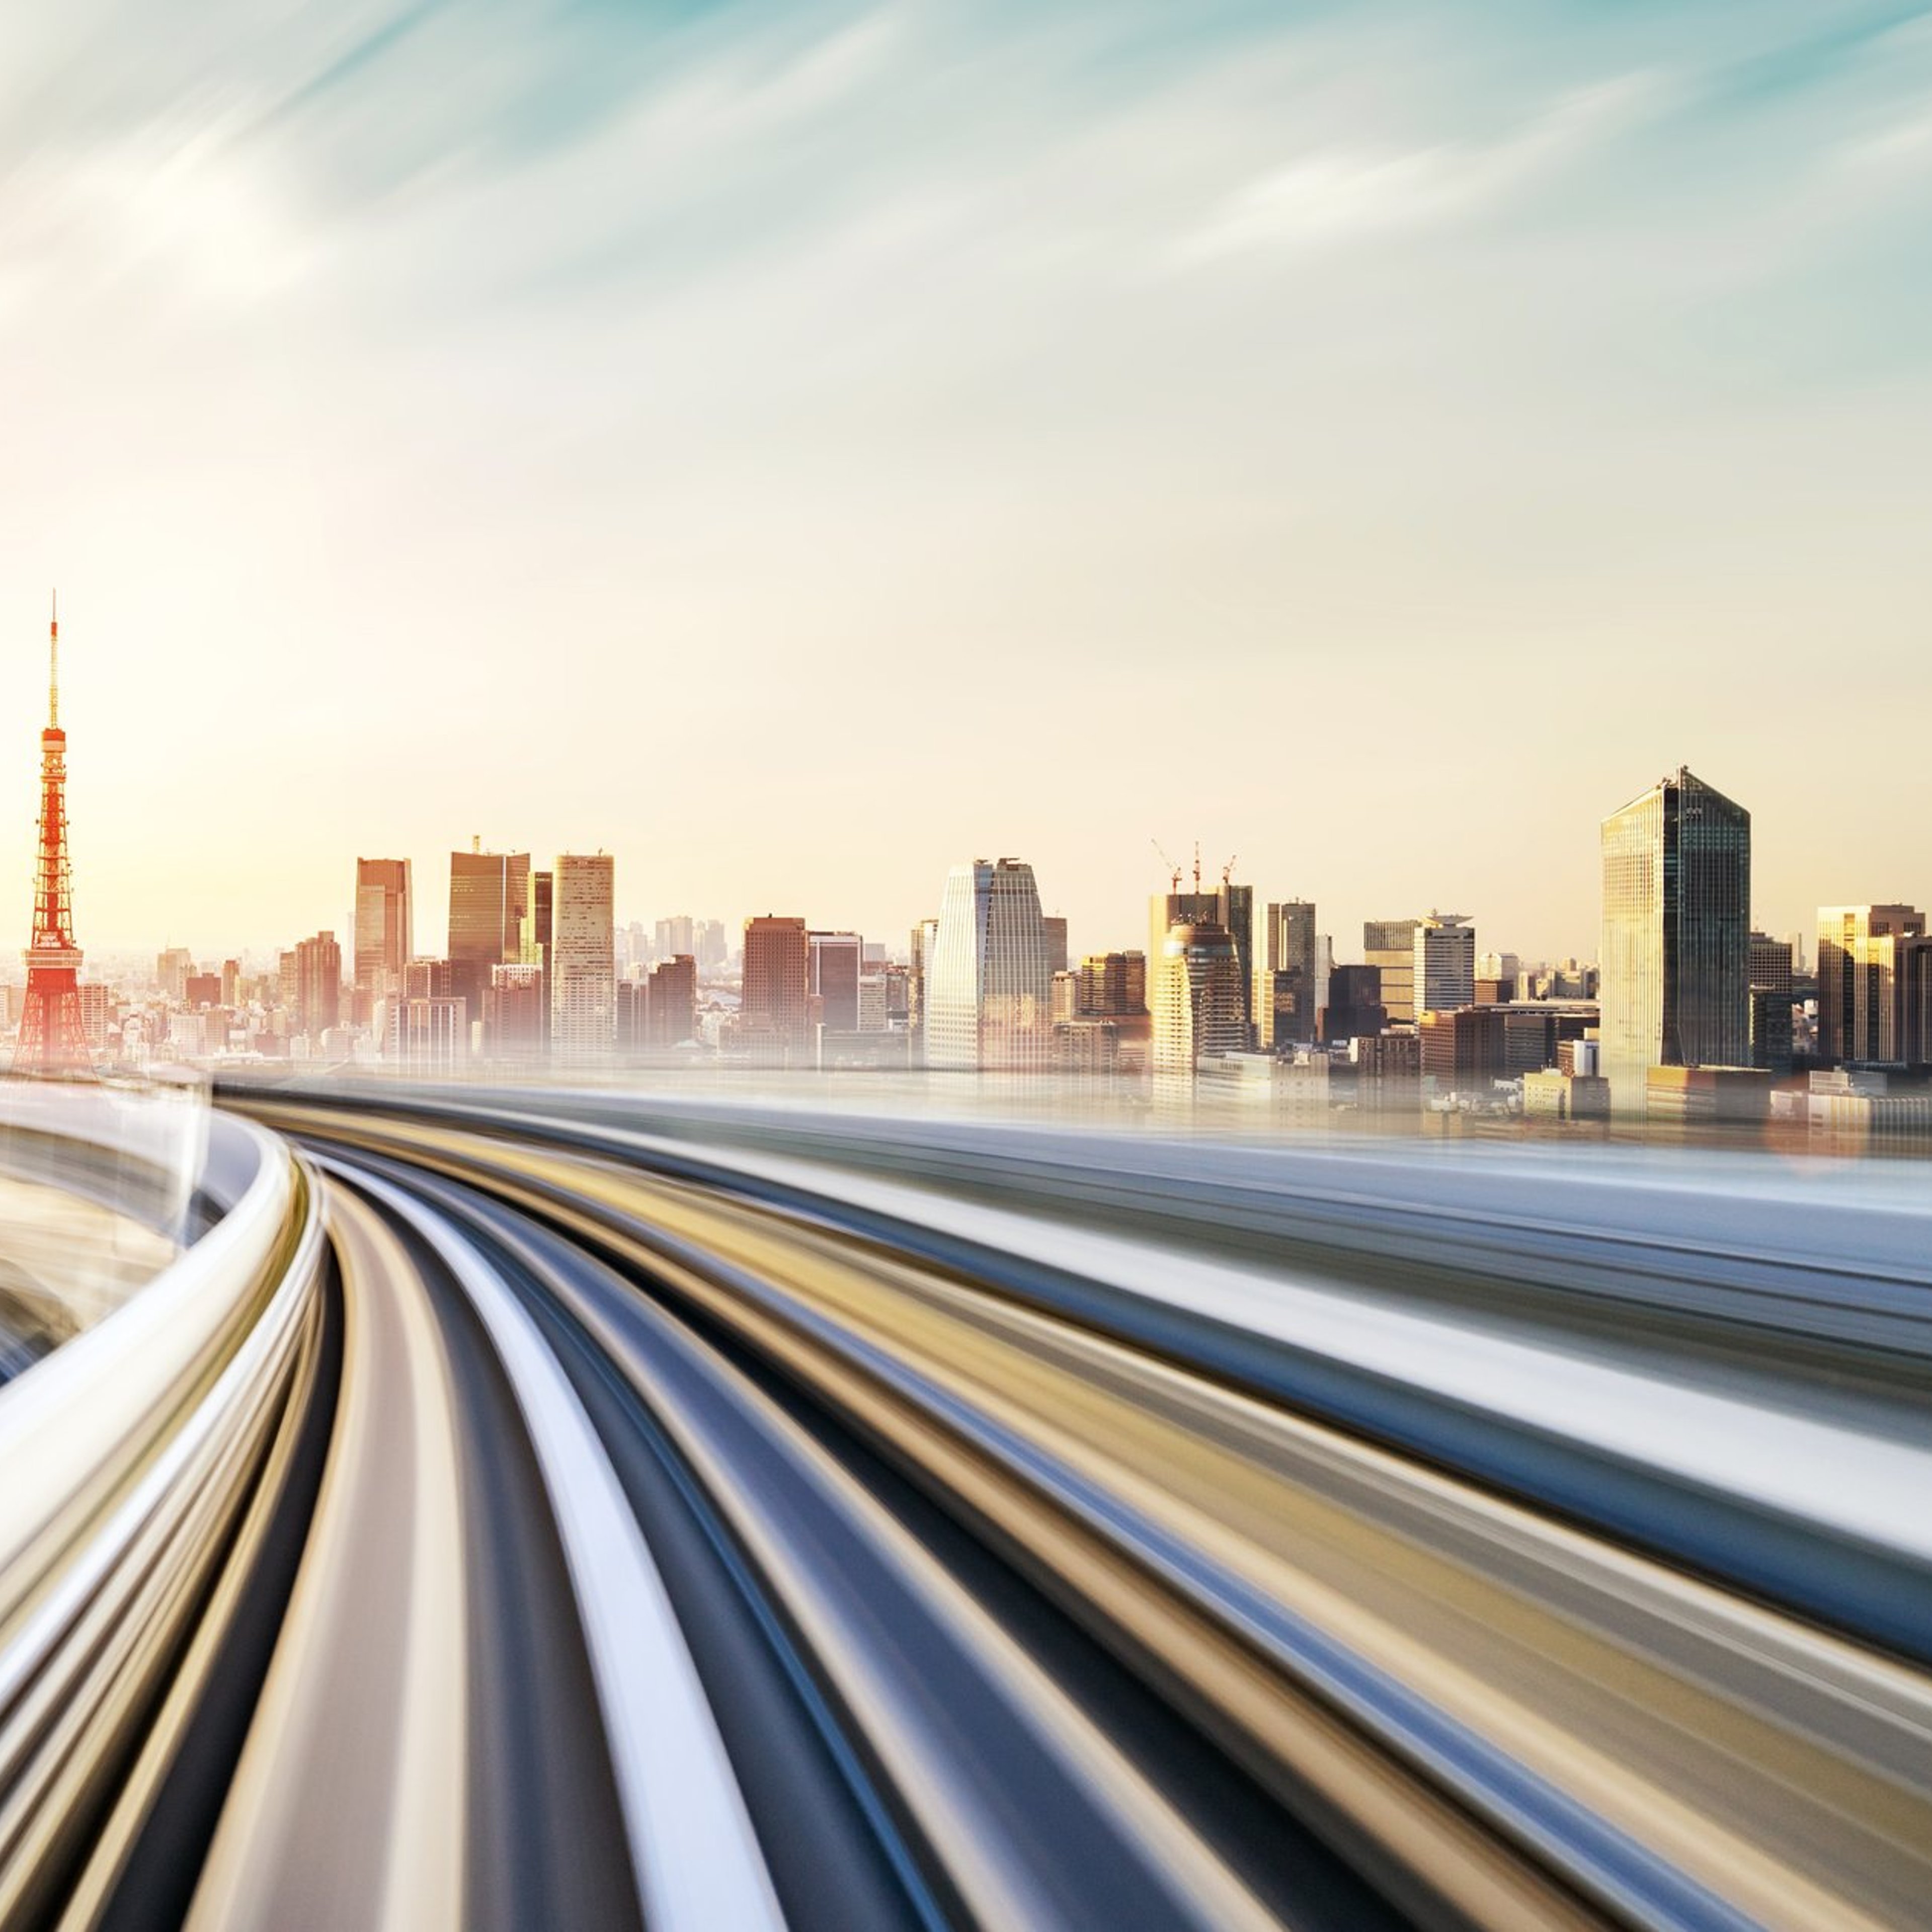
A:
[48,591,59,729]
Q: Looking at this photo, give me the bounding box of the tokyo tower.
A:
[14,595,92,1077]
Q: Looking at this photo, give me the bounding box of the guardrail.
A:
[0,1108,328,1923]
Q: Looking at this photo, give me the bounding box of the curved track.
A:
[3,1087,1930,1930]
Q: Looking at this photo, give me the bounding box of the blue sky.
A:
[3,1,1929,959]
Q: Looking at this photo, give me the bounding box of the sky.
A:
[2,0,1929,966]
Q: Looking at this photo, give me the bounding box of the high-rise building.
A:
[1748,931,1795,1075]
[1150,880,1253,1039]
[448,845,530,1018]
[354,858,413,1002]
[551,854,616,1061]
[386,993,467,1075]
[1600,768,1751,1114]
[484,961,547,1060]
[1364,919,1419,1024]
[926,859,1054,1072]
[221,959,241,1007]
[1255,901,1318,1048]
[647,954,698,1047]
[809,932,864,1034]
[156,948,193,1004]
[185,972,221,1008]
[1151,922,1248,1079]
[1042,915,1069,978]
[656,915,697,961]
[1320,964,1386,1043]
[1413,913,1476,1016]
[1901,936,1932,1069]
[742,916,812,1058]
[1076,951,1147,1016]
[1816,905,1926,1067]
[293,931,342,1036]
[908,918,942,1038]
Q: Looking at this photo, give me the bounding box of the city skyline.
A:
[6,2,1930,960]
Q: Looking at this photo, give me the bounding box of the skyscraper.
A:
[448,844,530,1018]
[1364,919,1419,1024]
[1255,901,1318,1048]
[742,916,811,1058]
[1816,905,1926,1066]
[1151,922,1248,1078]
[1748,932,1794,1075]
[354,858,413,1003]
[647,954,699,1047]
[1413,913,1476,1016]
[1150,879,1254,1039]
[551,853,615,1061]
[484,961,547,1060]
[925,859,1054,1072]
[1042,915,1069,978]
[1600,768,1751,1114]
[293,931,342,1036]
[808,931,864,1034]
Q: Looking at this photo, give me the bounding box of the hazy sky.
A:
[3,1,1928,965]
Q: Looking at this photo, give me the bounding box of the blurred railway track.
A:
[1,1085,1928,1929]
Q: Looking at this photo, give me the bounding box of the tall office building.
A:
[742,916,812,1057]
[809,931,864,1034]
[353,858,413,1002]
[647,955,699,1046]
[1413,913,1476,1016]
[448,845,530,1017]
[484,961,547,1060]
[1076,951,1147,1016]
[1150,881,1253,1039]
[1901,936,1932,1069]
[1364,920,1419,1024]
[925,859,1054,1072]
[1321,964,1387,1044]
[1747,931,1794,1076]
[551,854,616,1061]
[1600,768,1751,1114]
[1255,901,1318,1048]
[1151,922,1248,1078]
[293,931,342,1036]
[1816,905,1926,1066]
[1042,915,1069,978]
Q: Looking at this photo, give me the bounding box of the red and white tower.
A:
[14,595,92,1077]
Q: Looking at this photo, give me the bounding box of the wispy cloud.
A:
[1169,74,1666,264]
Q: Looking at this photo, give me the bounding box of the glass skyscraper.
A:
[925,858,1053,1071]
[1600,768,1751,1114]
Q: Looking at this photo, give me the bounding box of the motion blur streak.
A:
[2,1088,1929,1930]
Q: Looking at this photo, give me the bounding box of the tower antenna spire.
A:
[48,591,58,730]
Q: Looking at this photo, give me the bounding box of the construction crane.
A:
[1221,853,1239,888]
[1151,838,1182,893]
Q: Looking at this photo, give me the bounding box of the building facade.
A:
[1600,768,1751,1114]
[551,853,616,1061]
[1151,921,1248,1079]
[742,916,812,1059]
[448,847,530,1019]
[354,858,413,1004]
[1816,905,1926,1067]
[925,859,1054,1072]
[1413,913,1476,1016]
[1255,900,1318,1049]
[1363,919,1419,1024]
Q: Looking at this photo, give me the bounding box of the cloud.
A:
[1169,75,1665,264]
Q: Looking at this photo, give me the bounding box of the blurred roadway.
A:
[3,1085,1929,1930]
